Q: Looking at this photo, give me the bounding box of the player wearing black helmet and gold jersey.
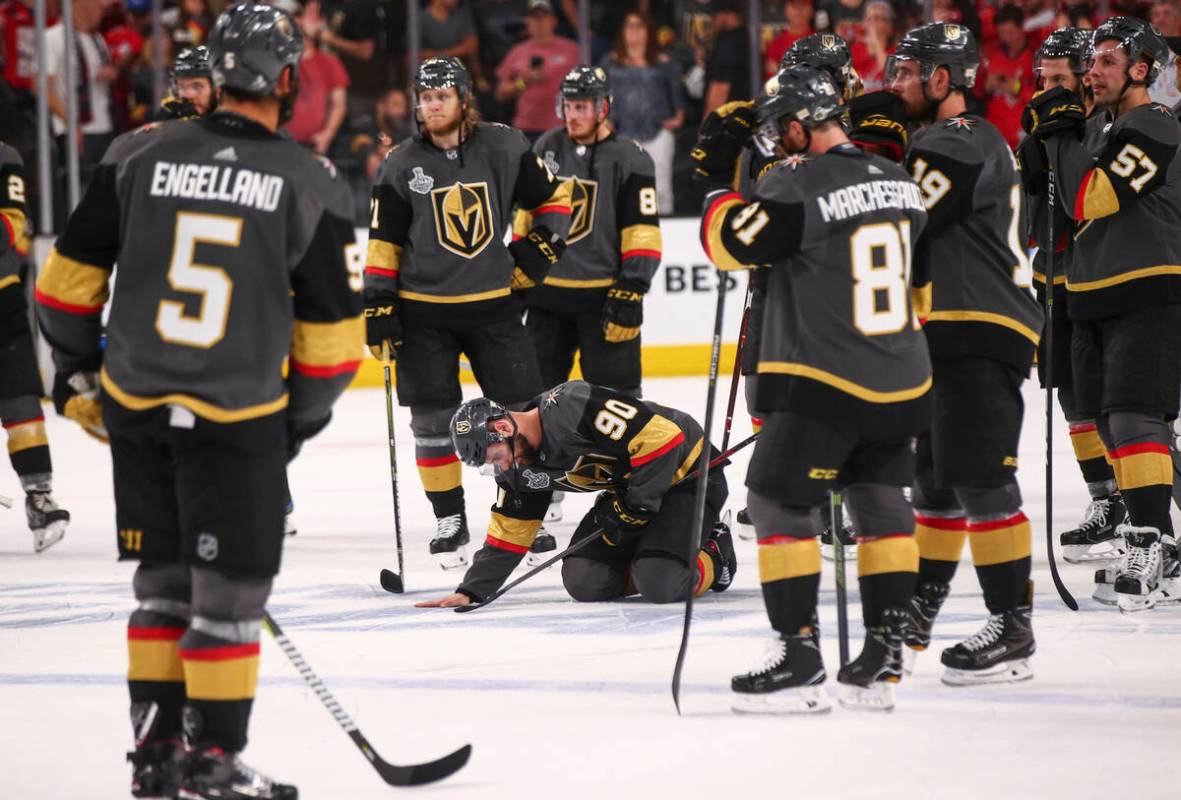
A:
[1032,17,1181,611]
[887,22,1043,684]
[697,64,930,714]
[39,5,362,797]
[365,56,572,570]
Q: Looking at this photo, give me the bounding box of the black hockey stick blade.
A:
[379,568,404,594]
[349,730,472,787]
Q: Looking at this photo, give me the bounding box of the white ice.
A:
[2,377,1179,799]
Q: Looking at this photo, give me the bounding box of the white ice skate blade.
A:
[1117,592,1157,614]
[32,522,67,553]
[941,659,1032,686]
[901,647,921,676]
[820,544,857,562]
[736,519,756,541]
[732,685,831,715]
[434,547,469,571]
[837,681,896,712]
[1062,540,1126,565]
[1150,578,1181,606]
[1092,584,1118,606]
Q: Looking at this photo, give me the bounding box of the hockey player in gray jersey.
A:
[886,22,1044,685]
[156,45,217,121]
[365,56,572,570]
[1033,17,1181,611]
[413,381,736,608]
[697,64,930,713]
[37,5,362,797]
[0,141,70,551]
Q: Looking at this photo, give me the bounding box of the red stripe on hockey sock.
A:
[3,415,45,429]
[178,643,261,662]
[759,535,814,545]
[289,358,361,378]
[128,626,186,641]
[914,514,967,531]
[967,512,1028,533]
[417,453,460,467]
[1111,443,1170,459]
[486,535,529,554]
[1069,422,1098,434]
[364,266,398,279]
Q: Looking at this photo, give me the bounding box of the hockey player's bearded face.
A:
[484,419,539,476]
[176,77,214,115]
[562,98,602,142]
[418,87,463,136]
[887,58,934,121]
[1036,57,1085,99]
[1088,42,1147,107]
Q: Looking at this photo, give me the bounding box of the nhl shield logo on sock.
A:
[196,532,219,562]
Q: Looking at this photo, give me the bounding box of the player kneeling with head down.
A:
[414,381,736,608]
[695,64,931,713]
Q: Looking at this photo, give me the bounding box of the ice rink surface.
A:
[2,376,1179,799]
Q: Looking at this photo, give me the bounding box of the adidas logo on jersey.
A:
[213,147,238,162]
[868,164,883,175]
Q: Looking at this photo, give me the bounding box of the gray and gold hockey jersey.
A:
[366,122,572,327]
[457,380,707,600]
[1,141,41,399]
[0,142,29,270]
[1045,101,1181,320]
[905,114,1043,370]
[36,112,363,428]
[701,143,932,436]
[517,129,662,311]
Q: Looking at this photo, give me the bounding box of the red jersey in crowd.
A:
[764,26,814,79]
[1,0,49,93]
[976,40,1035,149]
[286,49,349,144]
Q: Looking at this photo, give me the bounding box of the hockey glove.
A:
[594,492,651,546]
[602,279,644,343]
[1016,134,1048,197]
[691,100,756,190]
[847,91,909,163]
[509,225,566,290]
[363,288,402,359]
[287,413,332,463]
[1022,86,1086,140]
[53,371,108,442]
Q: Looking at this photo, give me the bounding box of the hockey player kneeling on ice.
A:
[36,5,364,797]
[693,64,930,713]
[413,381,736,609]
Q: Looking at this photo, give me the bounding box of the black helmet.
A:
[1035,27,1092,75]
[755,64,844,132]
[780,33,862,100]
[207,3,302,96]
[556,64,612,118]
[414,56,474,101]
[450,398,514,468]
[1090,16,1169,85]
[171,46,212,82]
[887,22,980,90]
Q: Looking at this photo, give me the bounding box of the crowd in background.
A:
[2,0,1181,228]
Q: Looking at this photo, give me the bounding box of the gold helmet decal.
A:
[431,181,494,258]
[566,177,599,245]
[944,24,961,41]
[821,34,836,49]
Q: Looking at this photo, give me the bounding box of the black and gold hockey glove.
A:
[691,100,756,190]
[1022,86,1086,140]
[509,225,566,290]
[363,288,402,359]
[601,279,644,343]
[52,370,108,442]
[594,492,651,546]
[848,91,909,163]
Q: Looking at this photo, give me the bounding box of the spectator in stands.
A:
[45,0,117,167]
[101,2,145,133]
[1150,0,1181,108]
[702,0,748,115]
[1053,3,1095,31]
[851,0,895,90]
[764,0,815,78]
[319,0,391,124]
[495,0,580,141]
[0,0,46,152]
[286,0,350,155]
[602,10,684,214]
[815,0,863,41]
[375,85,415,146]
[422,0,488,92]
[161,0,213,51]
[1021,0,1056,48]
[976,4,1033,149]
[1168,35,1181,116]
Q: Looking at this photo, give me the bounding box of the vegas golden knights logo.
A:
[557,453,617,492]
[566,177,598,245]
[431,181,494,258]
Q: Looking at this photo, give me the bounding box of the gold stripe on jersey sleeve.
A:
[101,368,289,423]
[489,511,542,549]
[1,207,28,253]
[1066,265,1181,292]
[672,436,705,484]
[911,283,932,320]
[702,194,748,272]
[757,362,932,403]
[621,223,662,254]
[923,310,1041,345]
[36,247,112,311]
[512,207,533,239]
[366,239,401,271]
[542,276,616,288]
[397,287,512,304]
[291,317,364,369]
[627,415,683,466]
[0,274,19,292]
[1079,168,1120,220]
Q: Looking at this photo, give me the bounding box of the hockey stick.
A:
[261,610,471,785]
[671,267,730,715]
[378,347,407,594]
[720,280,754,454]
[830,490,850,666]
[1044,173,1079,610]
[454,432,761,614]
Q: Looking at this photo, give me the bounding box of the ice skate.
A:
[1152,536,1180,606]
[735,506,756,540]
[940,600,1034,686]
[26,490,69,553]
[178,747,297,800]
[702,514,737,592]
[731,630,830,715]
[838,607,908,712]
[1093,566,1118,606]
[430,512,470,570]
[1060,495,1126,564]
[525,527,557,567]
[902,581,950,674]
[1115,526,1162,613]
[544,491,565,523]
[127,702,182,799]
